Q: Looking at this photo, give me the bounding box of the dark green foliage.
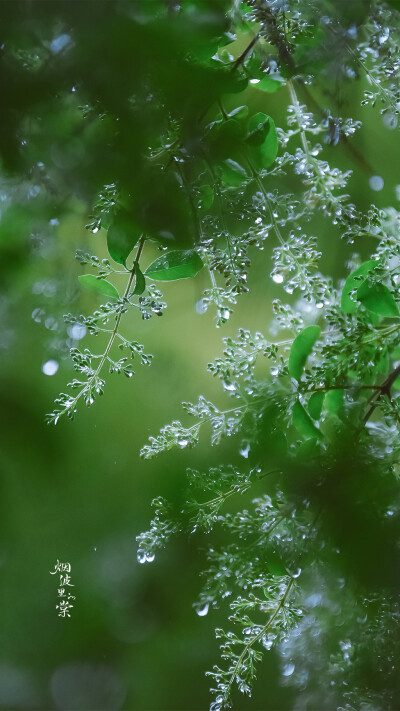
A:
[2,0,400,709]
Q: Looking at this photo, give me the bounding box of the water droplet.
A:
[195,602,209,617]
[218,308,230,322]
[305,593,322,608]
[137,550,146,564]
[28,185,40,198]
[196,299,207,314]
[222,380,236,392]
[270,366,279,376]
[282,663,295,677]
[42,359,59,376]
[67,323,87,340]
[383,113,398,130]
[262,636,273,650]
[272,273,284,284]
[250,78,260,85]
[32,307,45,323]
[145,552,155,562]
[45,317,58,331]
[178,439,189,449]
[50,33,72,55]
[369,175,384,191]
[239,444,250,458]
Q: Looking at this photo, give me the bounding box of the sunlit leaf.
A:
[289,325,321,381]
[78,274,119,299]
[145,249,203,281]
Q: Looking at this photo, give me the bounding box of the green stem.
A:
[56,237,146,420]
[223,577,295,705]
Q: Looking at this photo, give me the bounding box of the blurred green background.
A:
[1,4,399,709]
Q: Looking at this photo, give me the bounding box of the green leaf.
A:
[207,118,244,161]
[245,112,270,146]
[357,281,399,317]
[308,391,324,420]
[227,105,249,120]
[78,274,119,300]
[324,389,344,417]
[341,260,378,314]
[133,262,146,295]
[221,159,248,186]
[246,113,278,170]
[292,400,322,440]
[198,185,214,210]
[107,212,140,267]
[145,249,203,281]
[289,325,321,381]
[254,76,282,93]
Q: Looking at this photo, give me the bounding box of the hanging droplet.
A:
[195,602,209,617]
[42,359,59,376]
[282,663,295,677]
[137,550,146,564]
[272,273,284,284]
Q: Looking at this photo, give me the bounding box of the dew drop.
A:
[282,663,295,677]
[369,175,384,191]
[137,550,146,564]
[32,307,45,323]
[42,359,59,376]
[196,299,207,314]
[50,33,72,55]
[68,323,87,340]
[272,273,284,284]
[145,552,155,562]
[262,636,273,650]
[195,602,209,617]
[239,444,250,458]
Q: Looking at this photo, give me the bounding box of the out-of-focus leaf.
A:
[308,391,324,420]
[254,76,283,92]
[324,389,344,416]
[289,325,321,381]
[145,249,203,281]
[198,184,214,210]
[78,274,119,299]
[292,399,322,439]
